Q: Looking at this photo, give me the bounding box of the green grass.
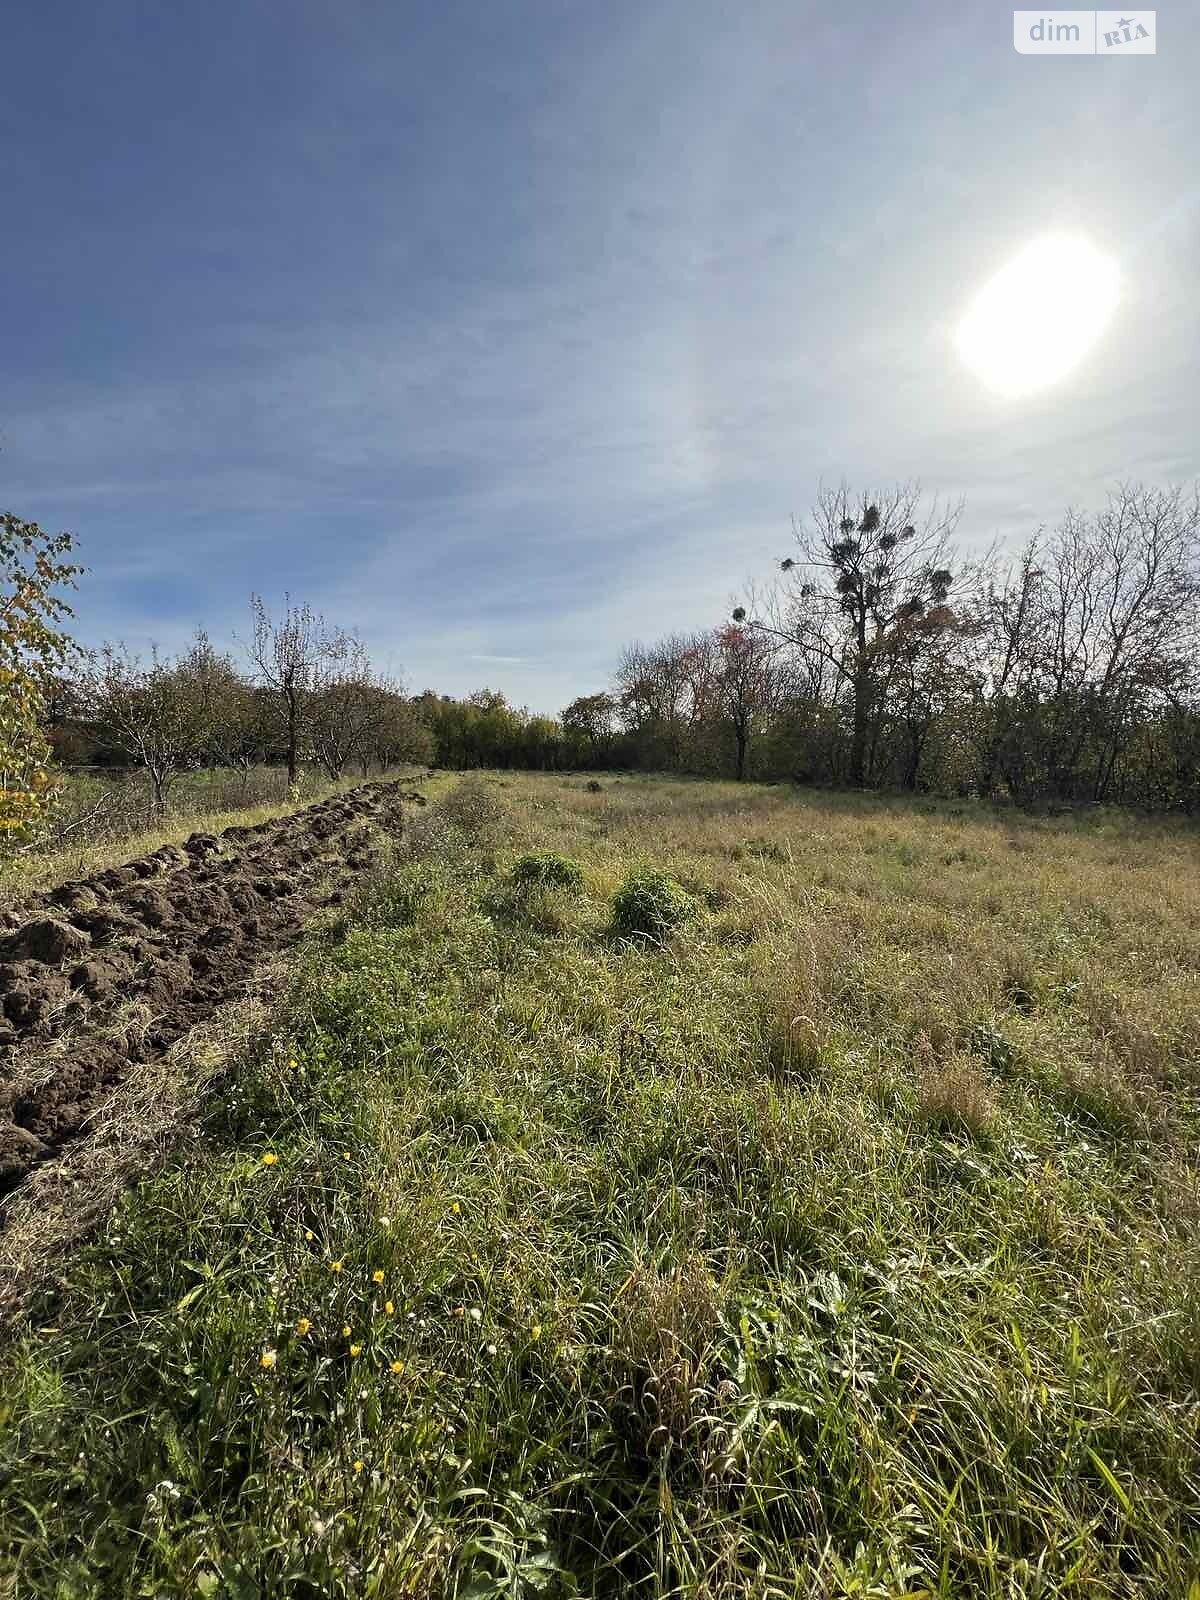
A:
[2,773,1199,1597]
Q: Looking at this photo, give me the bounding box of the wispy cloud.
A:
[2,0,1197,712]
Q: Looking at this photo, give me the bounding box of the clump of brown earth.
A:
[0,780,423,1207]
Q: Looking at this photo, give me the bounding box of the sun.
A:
[956,234,1120,399]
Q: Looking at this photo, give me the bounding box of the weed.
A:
[611,868,693,940]
[914,1043,997,1136]
[510,852,584,892]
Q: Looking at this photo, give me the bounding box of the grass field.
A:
[2,772,1199,1597]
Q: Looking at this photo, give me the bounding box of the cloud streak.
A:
[2,0,1197,713]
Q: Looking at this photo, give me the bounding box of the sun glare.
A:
[956,234,1120,399]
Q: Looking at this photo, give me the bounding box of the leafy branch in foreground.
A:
[0,512,82,848]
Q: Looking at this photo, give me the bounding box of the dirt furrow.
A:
[0,779,423,1208]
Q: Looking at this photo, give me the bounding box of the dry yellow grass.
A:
[521,772,1200,1130]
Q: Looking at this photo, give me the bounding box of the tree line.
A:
[423,480,1200,811]
[599,481,1200,808]
[44,596,437,809]
[2,479,1199,850]
[334,479,1200,813]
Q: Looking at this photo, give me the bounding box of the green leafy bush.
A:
[611,868,693,940]
[511,852,584,892]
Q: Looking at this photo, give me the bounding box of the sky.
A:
[1,0,1197,714]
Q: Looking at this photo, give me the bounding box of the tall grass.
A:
[1,773,1198,1596]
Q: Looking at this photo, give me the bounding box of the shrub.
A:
[612,868,693,940]
[487,859,584,934]
[511,852,584,892]
[970,1020,1016,1073]
[332,853,470,944]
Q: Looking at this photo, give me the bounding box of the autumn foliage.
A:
[0,513,81,846]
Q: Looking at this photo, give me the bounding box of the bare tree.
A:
[83,645,211,809]
[1073,483,1200,798]
[245,596,350,785]
[614,635,708,768]
[308,643,407,779]
[962,543,1044,798]
[965,484,1200,801]
[737,484,965,785]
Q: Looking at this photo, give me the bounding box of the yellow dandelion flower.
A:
[304,1229,314,1242]
[260,1349,277,1369]
[530,1324,543,1341]
[384,1300,394,1316]
[349,1343,362,1357]
[390,1359,405,1375]
[343,1152,352,1161]
[261,1152,279,1166]
[353,1459,364,1474]
[450,1201,461,1214]
[295,1318,312,1337]
[372,1269,384,1284]
[330,1260,343,1273]
[288,1058,298,1068]
[343,1324,352,1337]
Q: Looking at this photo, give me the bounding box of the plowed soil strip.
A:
[0,778,422,1212]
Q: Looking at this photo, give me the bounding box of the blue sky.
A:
[2,1,1196,713]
